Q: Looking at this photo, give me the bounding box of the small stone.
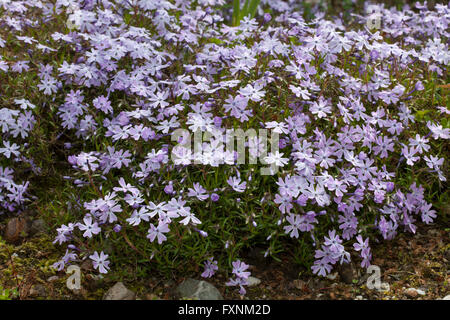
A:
[442,295,450,300]
[326,272,338,280]
[176,278,223,300]
[30,219,47,236]
[415,289,426,296]
[376,282,390,293]
[246,276,261,287]
[404,288,418,298]
[103,282,136,300]
[47,276,59,282]
[4,217,30,244]
[355,295,363,300]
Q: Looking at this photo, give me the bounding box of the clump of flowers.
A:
[226,260,251,295]
[0,0,448,294]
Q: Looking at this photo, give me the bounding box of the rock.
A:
[355,295,364,300]
[442,295,450,300]
[326,272,338,280]
[47,276,59,282]
[338,263,354,284]
[376,282,390,293]
[246,276,261,287]
[4,217,30,244]
[404,288,421,298]
[176,278,223,300]
[29,284,47,297]
[415,289,426,296]
[30,219,47,236]
[103,282,136,300]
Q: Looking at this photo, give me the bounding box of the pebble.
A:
[246,276,261,286]
[404,288,425,298]
[376,282,390,293]
[103,282,136,300]
[326,272,338,280]
[176,278,223,300]
[47,276,59,282]
[442,295,450,300]
[416,289,426,296]
[4,217,29,244]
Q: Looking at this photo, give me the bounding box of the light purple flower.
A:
[89,251,110,274]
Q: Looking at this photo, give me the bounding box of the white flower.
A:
[264,151,288,167]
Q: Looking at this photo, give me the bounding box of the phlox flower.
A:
[201,257,218,278]
[147,222,170,244]
[227,176,247,193]
[77,215,101,238]
[89,251,110,274]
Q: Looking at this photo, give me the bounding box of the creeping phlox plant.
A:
[0,0,448,294]
[0,101,36,212]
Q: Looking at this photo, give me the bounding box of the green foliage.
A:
[0,286,18,300]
